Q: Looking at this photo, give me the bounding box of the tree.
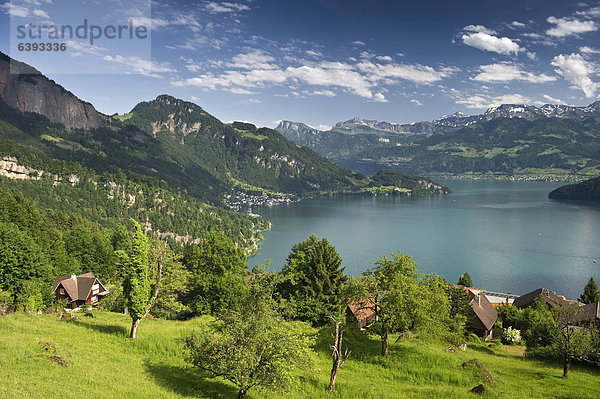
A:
[116,221,164,338]
[580,277,599,304]
[551,303,596,377]
[280,234,347,325]
[457,272,473,287]
[348,252,450,356]
[185,285,313,399]
[182,231,247,315]
[0,221,50,294]
[328,317,350,391]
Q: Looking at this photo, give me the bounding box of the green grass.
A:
[1,311,599,398]
[112,112,133,122]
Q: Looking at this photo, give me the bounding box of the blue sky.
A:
[2,0,600,129]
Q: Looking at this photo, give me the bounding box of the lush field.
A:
[1,311,599,398]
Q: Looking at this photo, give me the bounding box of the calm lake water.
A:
[250,180,600,300]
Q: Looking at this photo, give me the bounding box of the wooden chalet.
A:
[52,272,109,309]
[512,288,567,309]
[467,292,498,338]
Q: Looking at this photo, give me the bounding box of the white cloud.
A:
[206,2,250,13]
[376,55,393,62]
[371,93,388,102]
[248,98,261,103]
[455,93,532,109]
[551,53,599,98]
[463,25,496,35]
[304,89,336,97]
[315,124,332,131]
[172,51,455,102]
[461,32,522,55]
[471,62,556,83]
[576,6,600,18]
[352,41,366,46]
[306,50,322,57]
[410,99,423,106]
[542,94,567,104]
[228,50,277,70]
[580,46,600,54]
[32,8,48,18]
[357,61,458,84]
[102,55,176,78]
[546,16,597,37]
[511,21,526,28]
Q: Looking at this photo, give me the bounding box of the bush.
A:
[0,288,13,314]
[502,326,522,344]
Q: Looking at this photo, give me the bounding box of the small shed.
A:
[52,272,109,309]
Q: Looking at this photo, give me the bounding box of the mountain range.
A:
[277,102,600,178]
[0,53,449,252]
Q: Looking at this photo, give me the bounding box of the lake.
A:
[250,180,600,300]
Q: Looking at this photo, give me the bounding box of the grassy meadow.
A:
[1,311,599,398]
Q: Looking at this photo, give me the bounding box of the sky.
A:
[2,0,600,130]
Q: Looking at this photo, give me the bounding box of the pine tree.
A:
[457,272,473,287]
[580,277,600,304]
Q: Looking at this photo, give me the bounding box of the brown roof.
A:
[513,288,567,309]
[347,298,378,329]
[577,302,600,323]
[469,293,498,331]
[52,272,108,301]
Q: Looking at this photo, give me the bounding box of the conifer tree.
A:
[580,277,600,304]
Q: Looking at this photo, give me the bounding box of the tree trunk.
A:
[329,366,339,391]
[381,329,389,357]
[237,388,247,399]
[131,318,140,339]
[563,357,570,378]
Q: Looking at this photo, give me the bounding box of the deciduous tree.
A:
[185,284,313,399]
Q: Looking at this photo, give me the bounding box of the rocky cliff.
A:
[0,52,104,130]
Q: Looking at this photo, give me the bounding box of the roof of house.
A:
[578,302,600,323]
[469,293,498,331]
[52,272,108,301]
[512,288,567,309]
[347,298,378,327]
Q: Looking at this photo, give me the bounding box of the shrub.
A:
[502,326,522,344]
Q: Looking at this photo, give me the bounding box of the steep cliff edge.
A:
[0,52,104,130]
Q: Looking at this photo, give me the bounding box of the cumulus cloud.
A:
[206,2,250,13]
[376,55,393,62]
[352,40,366,46]
[551,53,599,98]
[461,32,522,55]
[542,94,567,104]
[576,6,600,18]
[455,93,532,109]
[546,16,597,37]
[511,21,526,28]
[103,55,176,78]
[172,50,456,101]
[463,25,496,35]
[372,93,388,102]
[357,61,458,84]
[471,62,556,83]
[580,46,600,54]
[410,99,423,106]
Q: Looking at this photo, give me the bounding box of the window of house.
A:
[90,296,98,303]
[58,288,65,295]
[92,284,100,295]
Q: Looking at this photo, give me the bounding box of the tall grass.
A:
[1,311,599,398]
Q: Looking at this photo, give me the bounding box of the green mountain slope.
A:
[548,177,600,201]
[278,105,600,179]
